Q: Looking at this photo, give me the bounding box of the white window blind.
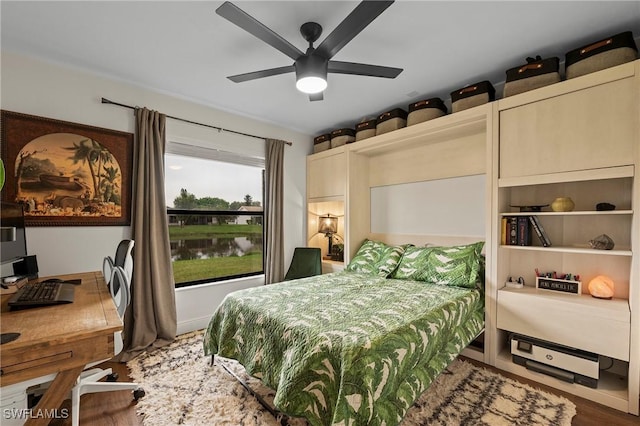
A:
[167,141,265,168]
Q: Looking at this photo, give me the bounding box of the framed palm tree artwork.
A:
[1,110,132,226]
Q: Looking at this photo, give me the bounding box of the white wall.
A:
[1,51,312,332]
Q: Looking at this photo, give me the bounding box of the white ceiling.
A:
[2,1,639,136]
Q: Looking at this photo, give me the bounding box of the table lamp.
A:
[318,214,338,256]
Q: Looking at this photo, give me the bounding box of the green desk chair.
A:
[284,247,322,280]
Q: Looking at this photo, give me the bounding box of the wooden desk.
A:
[0,271,122,425]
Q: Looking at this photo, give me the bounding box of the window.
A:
[165,145,264,288]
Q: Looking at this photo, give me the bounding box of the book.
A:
[500,217,508,245]
[508,217,518,245]
[529,215,552,247]
[517,216,531,246]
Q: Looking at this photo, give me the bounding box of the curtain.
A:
[264,139,286,284]
[120,107,177,361]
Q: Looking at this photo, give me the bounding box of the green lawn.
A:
[172,252,263,284]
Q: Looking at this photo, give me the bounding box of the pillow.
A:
[392,241,485,288]
[391,245,433,280]
[346,239,407,277]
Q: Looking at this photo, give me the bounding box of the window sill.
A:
[175,274,265,292]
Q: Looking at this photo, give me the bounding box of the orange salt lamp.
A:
[588,275,614,299]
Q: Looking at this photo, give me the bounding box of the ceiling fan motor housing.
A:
[295,54,328,93]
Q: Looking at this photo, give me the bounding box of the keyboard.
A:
[8,281,75,310]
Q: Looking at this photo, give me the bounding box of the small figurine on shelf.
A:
[505,276,525,289]
[589,234,615,250]
[596,202,616,211]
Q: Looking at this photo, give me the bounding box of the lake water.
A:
[170,236,263,261]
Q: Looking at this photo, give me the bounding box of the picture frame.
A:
[1,110,133,226]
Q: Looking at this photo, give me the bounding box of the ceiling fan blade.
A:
[309,92,324,102]
[216,1,303,61]
[315,0,395,59]
[227,65,295,83]
[328,61,402,78]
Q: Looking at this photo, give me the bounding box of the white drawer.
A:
[497,287,630,361]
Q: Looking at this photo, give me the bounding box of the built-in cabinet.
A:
[492,60,639,414]
[306,146,346,200]
[498,63,636,179]
[306,147,347,269]
[306,60,640,415]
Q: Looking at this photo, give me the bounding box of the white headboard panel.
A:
[370,174,486,238]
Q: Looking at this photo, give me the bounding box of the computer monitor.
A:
[1,202,28,264]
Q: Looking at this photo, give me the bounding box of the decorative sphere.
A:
[588,275,614,299]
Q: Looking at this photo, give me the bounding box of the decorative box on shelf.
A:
[536,277,582,295]
[376,108,407,135]
[355,119,377,141]
[330,128,355,148]
[313,133,331,153]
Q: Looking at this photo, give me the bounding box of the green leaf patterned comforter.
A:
[204,272,484,426]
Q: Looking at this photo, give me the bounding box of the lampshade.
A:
[318,215,338,235]
[295,55,328,94]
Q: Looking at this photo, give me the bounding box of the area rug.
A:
[127,330,576,426]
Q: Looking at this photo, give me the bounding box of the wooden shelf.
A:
[307,195,344,204]
[500,210,633,217]
[348,105,488,157]
[498,165,634,188]
[500,244,632,256]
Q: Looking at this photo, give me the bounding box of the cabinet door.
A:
[307,151,346,199]
[500,76,635,179]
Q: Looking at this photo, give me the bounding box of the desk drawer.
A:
[0,335,114,387]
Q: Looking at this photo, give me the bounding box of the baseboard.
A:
[177,316,210,335]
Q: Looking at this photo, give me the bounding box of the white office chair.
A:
[70,265,144,426]
[103,239,134,289]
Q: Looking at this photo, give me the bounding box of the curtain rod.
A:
[101,97,291,146]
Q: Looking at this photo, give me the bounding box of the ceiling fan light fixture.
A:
[296,76,327,94]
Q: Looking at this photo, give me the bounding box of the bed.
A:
[204,240,485,426]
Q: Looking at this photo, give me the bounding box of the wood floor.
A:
[49,359,639,426]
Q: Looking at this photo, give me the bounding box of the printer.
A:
[511,333,599,388]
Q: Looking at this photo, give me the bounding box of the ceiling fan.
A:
[216,0,403,101]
